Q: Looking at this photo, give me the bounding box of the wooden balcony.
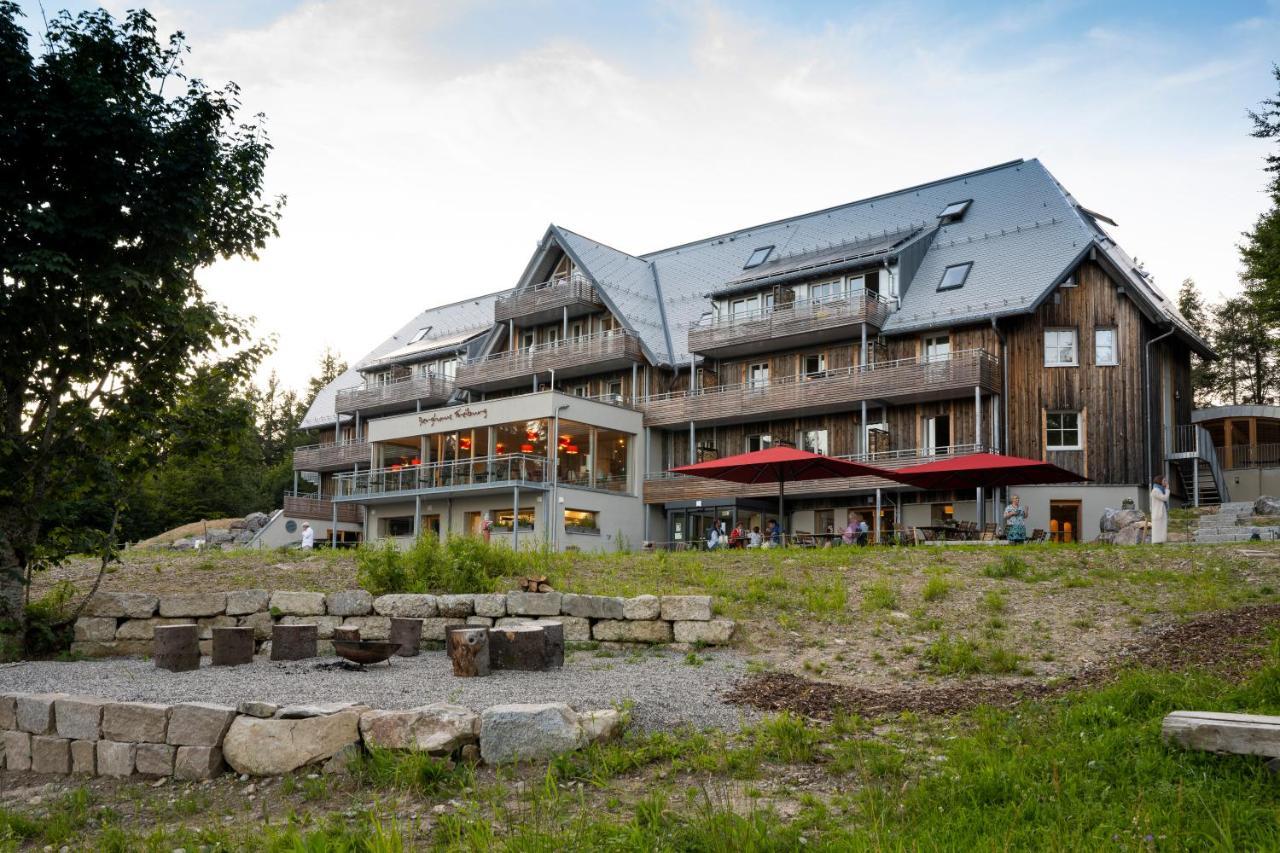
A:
[334,373,455,416]
[283,493,362,524]
[495,275,602,325]
[456,330,645,393]
[293,439,369,472]
[641,349,1001,428]
[687,290,892,358]
[643,445,984,504]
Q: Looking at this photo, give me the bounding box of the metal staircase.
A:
[1167,425,1229,508]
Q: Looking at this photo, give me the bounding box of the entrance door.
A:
[422,514,441,539]
[925,415,951,455]
[1049,500,1081,543]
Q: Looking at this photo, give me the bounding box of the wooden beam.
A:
[1162,711,1280,759]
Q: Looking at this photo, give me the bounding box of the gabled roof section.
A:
[299,293,500,430]
[718,226,922,295]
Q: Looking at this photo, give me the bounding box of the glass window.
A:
[924,334,951,363]
[930,503,955,524]
[564,509,599,533]
[744,246,774,269]
[494,419,546,457]
[544,327,560,346]
[494,507,535,530]
[519,330,535,351]
[747,434,773,452]
[1044,329,1078,366]
[802,354,826,377]
[937,262,972,291]
[1095,328,1116,365]
[556,420,591,487]
[1046,412,1081,449]
[808,280,844,302]
[384,516,414,537]
[800,429,829,454]
[410,327,432,342]
[593,428,630,492]
[938,200,971,220]
[748,363,769,390]
[608,379,623,398]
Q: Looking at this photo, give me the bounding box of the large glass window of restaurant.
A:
[380,437,420,468]
[384,516,414,537]
[557,420,592,487]
[594,428,630,492]
[564,509,599,533]
[494,507,535,530]
[494,420,546,458]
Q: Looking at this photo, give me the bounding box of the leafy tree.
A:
[307,347,349,407]
[1177,279,1217,406]
[0,5,281,648]
[1211,296,1277,405]
[1242,65,1280,324]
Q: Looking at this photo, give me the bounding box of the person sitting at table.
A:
[764,519,781,548]
[841,515,858,546]
[729,522,745,548]
[857,516,870,546]
[747,526,763,548]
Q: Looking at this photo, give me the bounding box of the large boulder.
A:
[1100,507,1145,533]
[560,594,624,620]
[479,703,585,765]
[1256,496,1280,517]
[325,590,373,617]
[358,703,478,755]
[269,591,326,616]
[222,710,361,776]
[372,594,438,618]
[83,593,158,619]
[244,512,271,531]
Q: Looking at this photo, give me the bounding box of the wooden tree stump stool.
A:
[333,626,361,643]
[154,624,200,672]
[389,617,423,657]
[211,626,255,667]
[489,625,553,671]
[271,624,318,661]
[447,627,491,677]
[540,621,565,669]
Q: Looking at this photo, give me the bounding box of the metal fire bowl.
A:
[332,640,400,666]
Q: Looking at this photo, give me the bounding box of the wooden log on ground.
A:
[1162,711,1280,758]
[448,627,491,677]
[211,626,255,667]
[488,625,551,671]
[154,624,200,672]
[389,617,423,657]
[333,626,361,643]
[540,621,564,669]
[271,623,318,661]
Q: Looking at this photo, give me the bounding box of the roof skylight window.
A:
[937,262,972,292]
[410,326,433,343]
[743,246,774,269]
[938,199,972,221]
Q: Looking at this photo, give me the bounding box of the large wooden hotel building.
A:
[278,159,1216,549]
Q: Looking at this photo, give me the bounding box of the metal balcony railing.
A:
[495,273,601,323]
[456,329,644,391]
[334,372,455,414]
[283,491,363,524]
[688,290,891,356]
[293,438,369,471]
[333,453,550,499]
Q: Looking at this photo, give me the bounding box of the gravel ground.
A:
[0,648,758,733]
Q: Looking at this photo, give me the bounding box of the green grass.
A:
[924,634,1023,675]
[921,575,953,602]
[861,579,898,612]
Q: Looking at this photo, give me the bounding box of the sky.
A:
[15,0,1280,391]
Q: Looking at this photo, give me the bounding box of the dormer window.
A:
[410,326,432,343]
[743,246,774,269]
[938,200,971,222]
[937,262,972,292]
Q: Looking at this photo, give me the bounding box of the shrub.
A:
[356,535,526,595]
[983,554,1028,580]
[922,576,952,602]
[861,580,898,612]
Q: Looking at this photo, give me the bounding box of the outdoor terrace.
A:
[641,349,1001,428]
[456,329,645,393]
[687,290,892,358]
[282,491,363,524]
[334,373,455,416]
[332,453,550,502]
[494,273,602,325]
[292,438,369,472]
[642,443,984,503]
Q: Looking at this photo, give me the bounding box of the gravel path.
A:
[1,648,758,733]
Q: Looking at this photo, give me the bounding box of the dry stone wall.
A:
[72,591,734,658]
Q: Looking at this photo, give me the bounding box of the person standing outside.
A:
[300,521,315,550]
[1004,495,1028,544]
[1150,475,1169,544]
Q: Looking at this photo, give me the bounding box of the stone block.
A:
[154,624,200,672]
[419,617,467,641]
[239,611,274,640]
[591,620,673,644]
[74,617,118,642]
[269,591,326,616]
[358,703,479,754]
[175,745,224,780]
[115,617,188,640]
[341,616,391,640]
[212,626,255,666]
[282,614,343,639]
[580,709,622,744]
[17,693,64,734]
[0,694,17,730]
[479,703,585,765]
[222,710,361,776]
[135,742,175,776]
[167,703,237,746]
[389,617,423,656]
[158,592,227,618]
[372,594,438,618]
[506,591,563,616]
[3,731,31,770]
[325,589,373,617]
[96,740,136,777]
[494,616,537,627]
[673,618,736,645]
[83,592,158,619]
[31,735,71,773]
[70,739,96,774]
[561,593,625,620]
[473,593,506,618]
[238,701,280,718]
[55,696,105,741]
[225,589,270,616]
[271,623,318,660]
[660,595,712,621]
[103,702,170,743]
[437,594,475,617]
[622,595,660,621]
[537,615,590,642]
[466,616,495,628]
[196,614,237,640]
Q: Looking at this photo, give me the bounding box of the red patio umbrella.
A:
[669,447,889,533]
[886,452,1087,491]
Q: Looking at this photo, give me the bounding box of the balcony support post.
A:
[562,305,568,339]
[874,488,881,544]
[414,495,422,539]
[631,363,638,404]
[512,486,519,551]
[975,386,984,529]
[331,499,338,548]
[293,470,298,493]
[860,401,868,456]
[689,421,696,465]
[860,322,868,368]
[1194,429,1201,508]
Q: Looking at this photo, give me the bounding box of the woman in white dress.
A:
[1149,475,1169,544]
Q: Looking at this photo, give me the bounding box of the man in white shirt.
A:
[300,522,315,550]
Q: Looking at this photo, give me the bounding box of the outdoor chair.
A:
[980,523,996,541]
[1030,528,1047,543]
